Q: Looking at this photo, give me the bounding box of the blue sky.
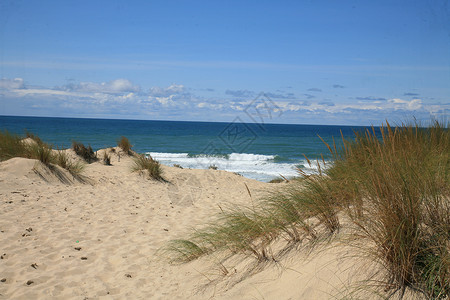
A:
[0,0,449,125]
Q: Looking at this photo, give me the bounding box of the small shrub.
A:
[103,151,111,165]
[209,164,218,170]
[132,154,163,181]
[72,141,96,163]
[118,136,132,155]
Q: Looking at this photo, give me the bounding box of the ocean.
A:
[0,115,370,182]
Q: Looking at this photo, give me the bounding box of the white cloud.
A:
[0,78,24,89]
[268,98,425,114]
[156,96,174,106]
[149,84,185,97]
[197,102,224,110]
[12,88,82,97]
[388,98,422,110]
[64,79,140,94]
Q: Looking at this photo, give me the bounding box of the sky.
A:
[0,0,449,126]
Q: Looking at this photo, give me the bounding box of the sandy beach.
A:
[0,148,373,299]
[1,0,448,297]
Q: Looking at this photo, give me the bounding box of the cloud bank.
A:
[0,77,447,125]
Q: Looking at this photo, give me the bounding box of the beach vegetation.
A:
[332,120,450,298]
[72,141,96,163]
[24,130,48,147]
[118,136,132,155]
[55,150,85,176]
[0,130,28,161]
[268,177,284,183]
[0,130,54,165]
[0,131,85,177]
[54,149,69,169]
[131,154,163,181]
[27,142,55,165]
[103,151,112,165]
[173,164,183,169]
[209,164,218,170]
[164,120,449,299]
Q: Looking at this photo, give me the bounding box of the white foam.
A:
[145,151,327,182]
[147,152,190,159]
[228,153,275,161]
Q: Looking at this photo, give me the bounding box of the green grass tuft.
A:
[0,131,85,177]
[55,150,85,176]
[163,239,206,263]
[132,154,163,181]
[27,142,55,165]
[0,130,28,161]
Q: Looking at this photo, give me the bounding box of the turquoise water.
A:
[0,115,370,181]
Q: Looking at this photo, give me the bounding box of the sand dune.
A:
[1,150,372,299]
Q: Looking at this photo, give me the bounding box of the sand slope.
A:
[0,152,377,299]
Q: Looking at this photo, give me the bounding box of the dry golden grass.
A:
[118,136,132,155]
[165,120,449,299]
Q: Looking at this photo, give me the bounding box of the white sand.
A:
[0,150,376,299]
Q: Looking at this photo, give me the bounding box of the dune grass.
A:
[55,150,85,176]
[268,177,284,183]
[132,154,163,181]
[72,141,96,163]
[54,149,70,169]
[0,131,85,177]
[330,121,450,298]
[103,151,112,165]
[0,130,29,161]
[27,142,55,165]
[164,120,449,299]
[25,130,48,147]
[0,130,54,165]
[118,136,132,155]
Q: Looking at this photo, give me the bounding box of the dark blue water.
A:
[0,115,369,181]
